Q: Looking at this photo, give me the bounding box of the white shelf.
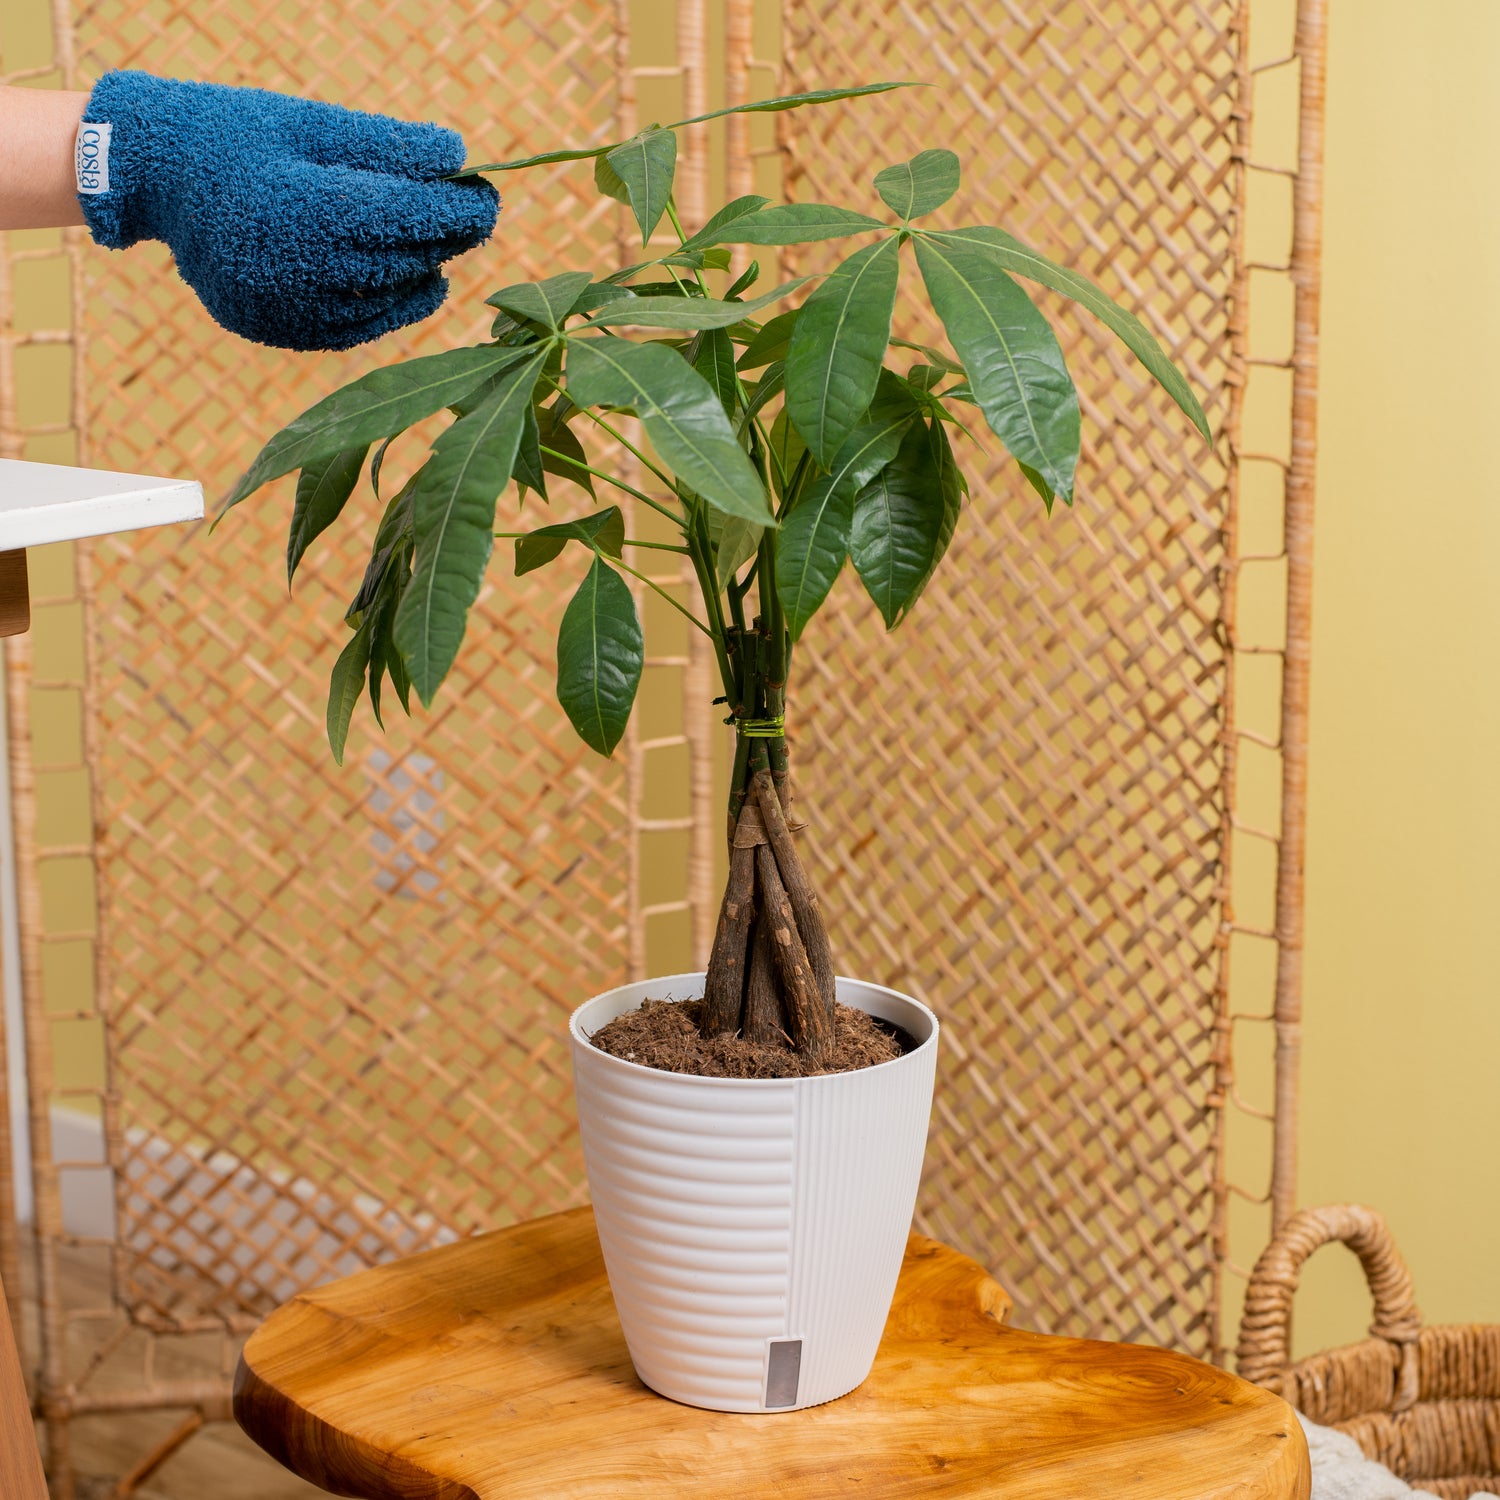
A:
[0,459,204,551]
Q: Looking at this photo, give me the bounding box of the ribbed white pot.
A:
[569,972,938,1414]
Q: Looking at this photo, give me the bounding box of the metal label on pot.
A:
[765,1339,803,1408]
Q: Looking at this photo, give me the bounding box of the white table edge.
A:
[0,460,205,551]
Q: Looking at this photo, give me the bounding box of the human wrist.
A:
[0,86,88,231]
[76,71,199,249]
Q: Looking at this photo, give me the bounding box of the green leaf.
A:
[490,308,527,342]
[609,280,694,300]
[287,444,367,585]
[676,195,771,253]
[604,128,678,244]
[348,477,417,623]
[456,144,611,176]
[326,614,373,765]
[785,236,900,466]
[556,555,643,757]
[868,365,925,425]
[366,557,412,730]
[370,435,396,499]
[565,338,772,525]
[606,252,718,284]
[537,401,595,498]
[668,82,920,130]
[776,415,910,639]
[712,514,762,589]
[579,278,811,332]
[225,345,533,510]
[1016,458,1056,512]
[513,401,547,498]
[486,272,596,331]
[889,337,965,376]
[914,235,1080,501]
[724,259,761,298]
[926,226,1212,440]
[698,203,888,247]
[450,348,545,417]
[827,410,915,491]
[735,309,799,370]
[593,149,631,206]
[394,349,548,706]
[515,506,625,575]
[386,633,412,716]
[739,359,785,430]
[692,328,740,418]
[568,282,637,317]
[874,149,960,220]
[767,405,808,503]
[905,363,946,395]
[850,418,952,628]
[909,417,964,606]
[776,479,852,640]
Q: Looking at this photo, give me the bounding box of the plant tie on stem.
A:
[737,716,785,738]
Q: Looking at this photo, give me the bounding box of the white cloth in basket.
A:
[1302,1415,1500,1500]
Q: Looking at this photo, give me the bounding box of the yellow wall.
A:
[1288,0,1500,1354]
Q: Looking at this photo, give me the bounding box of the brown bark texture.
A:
[699,748,836,1061]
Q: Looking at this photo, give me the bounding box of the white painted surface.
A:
[0,458,203,550]
[570,973,939,1413]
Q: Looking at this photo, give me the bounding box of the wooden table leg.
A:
[0,551,29,638]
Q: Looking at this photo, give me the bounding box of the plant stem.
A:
[665,199,713,295]
[492,532,687,555]
[540,375,679,496]
[780,447,813,518]
[726,567,750,634]
[681,500,736,697]
[753,410,786,490]
[758,530,791,787]
[609,554,715,636]
[535,444,680,523]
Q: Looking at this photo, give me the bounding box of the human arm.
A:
[0,86,88,230]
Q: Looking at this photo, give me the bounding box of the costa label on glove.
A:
[75,122,112,195]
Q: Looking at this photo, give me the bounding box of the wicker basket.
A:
[1237,1204,1500,1500]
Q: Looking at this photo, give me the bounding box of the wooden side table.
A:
[234,1206,1310,1500]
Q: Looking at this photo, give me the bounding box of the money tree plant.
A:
[225,83,1208,1067]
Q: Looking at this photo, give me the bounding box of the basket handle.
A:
[1236,1204,1423,1412]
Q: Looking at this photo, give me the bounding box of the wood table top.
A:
[234,1205,1310,1500]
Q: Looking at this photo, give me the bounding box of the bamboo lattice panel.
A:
[70,0,632,1333]
[778,1,1244,1354]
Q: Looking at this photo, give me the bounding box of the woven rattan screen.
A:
[70,0,635,1334]
[775,2,1244,1353]
[4,0,1267,1431]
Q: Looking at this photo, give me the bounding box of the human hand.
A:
[76,71,498,351]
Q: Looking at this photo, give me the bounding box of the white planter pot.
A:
[569,972,939,1413]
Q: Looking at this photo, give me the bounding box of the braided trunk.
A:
[698,619,836,1063]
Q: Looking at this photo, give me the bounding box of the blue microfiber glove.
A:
[75,71,499,352]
